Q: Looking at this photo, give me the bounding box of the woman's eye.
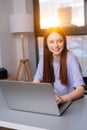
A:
[58,39,63,43]
[49,40,54,44]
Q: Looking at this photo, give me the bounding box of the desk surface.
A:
[0,89,87,130]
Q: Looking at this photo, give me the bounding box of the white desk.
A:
[0,89,87,130]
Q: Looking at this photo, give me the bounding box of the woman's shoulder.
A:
[38,58,43,66]
[67,51,77,60]
[67,51,79,66]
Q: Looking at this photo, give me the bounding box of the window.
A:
[33,0,87,36]
[39,0,84,29]
[33,0,87,67]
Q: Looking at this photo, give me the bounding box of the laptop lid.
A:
[0,80,72,116]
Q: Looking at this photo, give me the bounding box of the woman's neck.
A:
[53,54,60,60]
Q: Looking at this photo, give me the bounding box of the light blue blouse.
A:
[33,52,85,96]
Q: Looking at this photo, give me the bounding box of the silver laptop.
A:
[0,80,72,116]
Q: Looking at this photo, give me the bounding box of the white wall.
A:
[0,0,17,77]
[0,0,36,79]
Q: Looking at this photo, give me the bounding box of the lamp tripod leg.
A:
[24,63,27,81]
[24,60,32,81]
[16,60,22,80]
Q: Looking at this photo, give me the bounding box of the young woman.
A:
[33,27,85,104]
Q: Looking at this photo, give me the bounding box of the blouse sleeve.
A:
[33,59,43,81]
[69,54,85,88]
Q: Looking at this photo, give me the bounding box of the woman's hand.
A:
[55,86,84,104]
[55,95,65,104]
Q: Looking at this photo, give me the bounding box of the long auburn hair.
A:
[42,27,68,85]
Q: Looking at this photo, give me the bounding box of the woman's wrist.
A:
[61,95,72,103]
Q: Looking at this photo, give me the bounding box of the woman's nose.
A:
[54,41,58,47]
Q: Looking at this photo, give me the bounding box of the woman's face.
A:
[47,32,64,59]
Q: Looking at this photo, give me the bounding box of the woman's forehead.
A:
[47,32,62,41]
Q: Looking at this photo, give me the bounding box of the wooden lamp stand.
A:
[16,34,32,81]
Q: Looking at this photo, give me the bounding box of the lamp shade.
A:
[9,14,34,33]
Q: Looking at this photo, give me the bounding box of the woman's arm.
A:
[56,86,84,104]
[33,59,43,83]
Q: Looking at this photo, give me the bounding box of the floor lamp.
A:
[9,14,33,81]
